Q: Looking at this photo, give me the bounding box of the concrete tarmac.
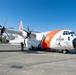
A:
[0,44,76,75]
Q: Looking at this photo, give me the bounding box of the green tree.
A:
[2,36,9,43]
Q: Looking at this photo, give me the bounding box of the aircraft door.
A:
[56,36,71,50]
[63,36,72,49]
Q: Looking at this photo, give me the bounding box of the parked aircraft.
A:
[0,22,76,53]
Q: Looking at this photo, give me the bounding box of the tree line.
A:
[0,36,9,43]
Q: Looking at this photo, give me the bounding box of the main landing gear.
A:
[62,50,69,54]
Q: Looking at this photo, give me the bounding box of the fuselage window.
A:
[68,37,70,41]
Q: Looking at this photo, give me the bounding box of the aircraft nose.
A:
[73,38,76,49]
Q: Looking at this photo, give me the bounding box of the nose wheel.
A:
[62,50,69,54]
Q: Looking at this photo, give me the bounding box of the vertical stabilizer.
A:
[19,21,23,31]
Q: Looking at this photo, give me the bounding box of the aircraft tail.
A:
[19,21,23,31]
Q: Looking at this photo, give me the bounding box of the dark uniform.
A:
[21,42,24,51]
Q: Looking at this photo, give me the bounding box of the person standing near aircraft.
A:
[20,42,24,51]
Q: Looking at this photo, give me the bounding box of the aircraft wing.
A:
[5,29,22,35]
[0,26,36,39]
[29,33,36,39]
[5,29,36,39]
[30,31,41,39]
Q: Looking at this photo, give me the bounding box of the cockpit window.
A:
[63,31,76,35]
[69,32,76,36]
[63,31,69,35]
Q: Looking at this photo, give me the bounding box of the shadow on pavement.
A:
[0,49,39,54]
[0,49,76,54]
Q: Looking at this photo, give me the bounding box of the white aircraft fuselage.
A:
[26,29,76,51]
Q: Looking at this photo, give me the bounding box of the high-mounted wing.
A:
[0,23,37,39]
[5,29,22,35]
[0,25,23,37]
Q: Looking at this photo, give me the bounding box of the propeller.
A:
[23,25,33,39]
[0,20,14,37]
[0,25,15,40]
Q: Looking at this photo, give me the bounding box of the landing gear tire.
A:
[62,50,69,54]
[30,45,34,50]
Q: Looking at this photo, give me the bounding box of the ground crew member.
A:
[21,42,24,51]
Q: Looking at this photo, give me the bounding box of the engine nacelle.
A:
[22,31,27,38]
[6,35,15,40]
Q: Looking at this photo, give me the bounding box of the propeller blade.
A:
[27,24,30,32]
[4,31,10,38]
[30,29,33,32]
[23,30,28,33]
